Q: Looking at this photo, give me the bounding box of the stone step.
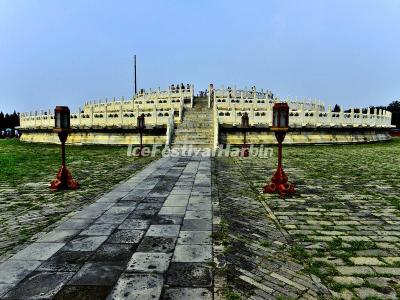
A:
[171,145,212,150]
[175,128,213,134]
[174,136,212,142]
[179,125,213,129]
[172,140,212,145]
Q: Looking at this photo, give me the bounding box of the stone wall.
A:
[219,128,392,145]
[20,130,166,145]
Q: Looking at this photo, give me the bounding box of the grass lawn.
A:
[0,139,158,259]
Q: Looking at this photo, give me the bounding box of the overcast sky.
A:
[0,0,399,114]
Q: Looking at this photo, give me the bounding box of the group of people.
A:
[0,128,19,138]
[170,83,191,93]
[198,90,208,97]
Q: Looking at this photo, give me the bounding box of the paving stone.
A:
[159,206,186,215]
[0,284,12,297]
[114,200,139,207]
[354,287,397,300]
[177,231,212,245]
[10,242,65,261]
[79,223,118,236]
[37,229,81,243]
[366,277,400,287]
[181,219,212,231]
[72,209,105,219]
[55,285,112,299]
[118,219,151,230]
[184,210,212,220]
[151,215,183,225]
[187,202,212,211]
[128,209,158,219]
[350,257,385,266]
[104,206,136,215]
[372,267,400,275]
[95,213,130,224]
[0,260,42,284]
[163,199,189,207]
[337,266,376,277]
[56,218,93,230]
[63,236,108,252]
[68,261,124,286]
[146,225,180,237]
[137,237,177,253]
[2,271,74,299]
[89,243,134,262]
[166,194,190,201]
[136,202,163,210]
[126,252,172,273]
[163,287,212,300]
[37,251,93,272]
[108,273,164,300]
[332,276,364,286]
[107,230,144,244]
[173,245,212,263]
[382,257,400,265]
[166,262,213,287]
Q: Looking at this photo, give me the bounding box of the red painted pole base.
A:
[263,166,295,197]
[50,165,80,191]
[239,144,249,157]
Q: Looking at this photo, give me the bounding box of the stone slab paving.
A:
[217,140,400,299]
[0,153,213,299]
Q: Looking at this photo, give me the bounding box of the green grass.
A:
[0,139,142,186]
[0,139,158,257]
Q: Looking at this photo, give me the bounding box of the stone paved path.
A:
[213,157,330,300]
[0,154,213,299]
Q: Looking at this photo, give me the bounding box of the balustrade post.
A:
[327,105,332,127]
[339,106,344,127]
[78,107,81,129]
[350,108,354,126]
[120,103,123,128]
[90,105,94,127]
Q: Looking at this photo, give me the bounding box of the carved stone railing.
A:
[216,106,393,128]
[19,84,192,130]
[19,108,181,130]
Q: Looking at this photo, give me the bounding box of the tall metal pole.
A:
[134,55,137,96]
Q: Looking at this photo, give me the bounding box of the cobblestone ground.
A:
[0,153,213,299]
[213,157,329,300]
[215,138,400,300]
[0,140,157,260]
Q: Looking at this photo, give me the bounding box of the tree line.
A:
[0,111,20,130]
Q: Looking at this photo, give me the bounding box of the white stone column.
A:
[120,103,123,128]
[339,106,345,127]
[78,107,82,129]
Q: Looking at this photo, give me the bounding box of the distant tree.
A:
[0,112,4,129]
[0,111,20,130]
[387,101,400,128]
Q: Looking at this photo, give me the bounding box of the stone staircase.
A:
[172,97,213,149]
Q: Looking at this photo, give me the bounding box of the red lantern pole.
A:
[139,129,143,157]
[263,103,294,197]
[240,112,249,157]
[51,106,79,191]
[136,114,145,157]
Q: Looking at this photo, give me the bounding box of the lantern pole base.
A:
[51,165,80,191]
[263,166,295,197]
[239,144,249,157]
